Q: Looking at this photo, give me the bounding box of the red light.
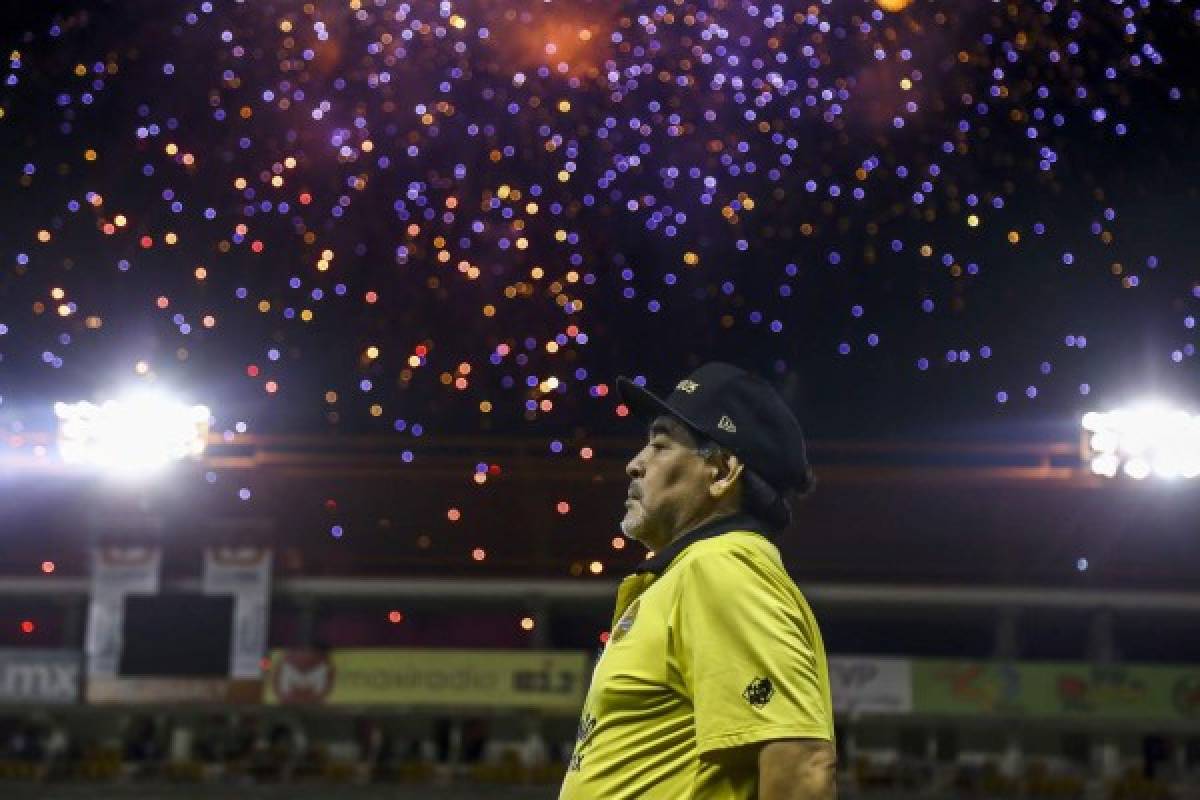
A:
[388,610,404,624]
[250,240,264,253]
[299,192,312,205]
[365,291,378,304]
[139,235,153,249]
[41,561,55,574]
[615,404,629,417]
[246,364,259,377]
[20,620,35,635]
[556,501,571,515]
[599,631,610,644]
[415,344,428,357]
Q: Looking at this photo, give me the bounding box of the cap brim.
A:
[615,376,707,436]
[615,376,672,420]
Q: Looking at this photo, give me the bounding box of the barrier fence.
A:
[4,647,1199,722]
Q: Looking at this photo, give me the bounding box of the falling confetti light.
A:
[0,0,1195,571]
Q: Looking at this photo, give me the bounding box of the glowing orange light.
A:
[41,561,55,574]
[471,547,486,561]
[447,508,462,522]
[388,610,404,624]
[556,501,571,514]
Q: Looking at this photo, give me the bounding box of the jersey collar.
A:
[635,512,768,576]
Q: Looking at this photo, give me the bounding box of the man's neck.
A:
[662,506,739,550]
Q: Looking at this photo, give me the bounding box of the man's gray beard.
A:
[619,509,643,541]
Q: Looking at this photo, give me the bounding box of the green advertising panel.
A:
[913,660,1200,721]
[264,649,589,712]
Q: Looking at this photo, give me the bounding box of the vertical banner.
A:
[203,548,272,679]
[85,547,161,677]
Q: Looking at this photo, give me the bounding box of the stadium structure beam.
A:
[7,576,1200,612]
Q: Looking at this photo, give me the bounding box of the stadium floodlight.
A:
[1081,402,1200,481]
[54,391,211,477]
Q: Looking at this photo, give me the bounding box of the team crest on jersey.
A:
[743,676,775,709]
[675,379,700,393]
[611,598,640,643]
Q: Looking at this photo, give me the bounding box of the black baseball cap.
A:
[616,362,813,496]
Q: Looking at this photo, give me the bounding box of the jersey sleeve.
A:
[672,545,834,757]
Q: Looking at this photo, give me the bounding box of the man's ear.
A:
[709,453,744,499]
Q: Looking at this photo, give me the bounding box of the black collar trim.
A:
[635,512,768,575]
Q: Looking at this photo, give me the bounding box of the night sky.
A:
[1,0,1198,460]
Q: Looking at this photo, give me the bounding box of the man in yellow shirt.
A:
[559,362,836,800]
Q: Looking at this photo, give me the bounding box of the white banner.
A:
[85,547,161,677]
[203,547,272,679]
[0,649,80,704]
[828,656,913,715]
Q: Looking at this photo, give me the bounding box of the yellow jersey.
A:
[559,514,834,800]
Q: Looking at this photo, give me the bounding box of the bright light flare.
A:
[54,392,211,477]
[1082,402,1200,480]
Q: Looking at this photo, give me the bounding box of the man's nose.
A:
[625,454,644,479]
